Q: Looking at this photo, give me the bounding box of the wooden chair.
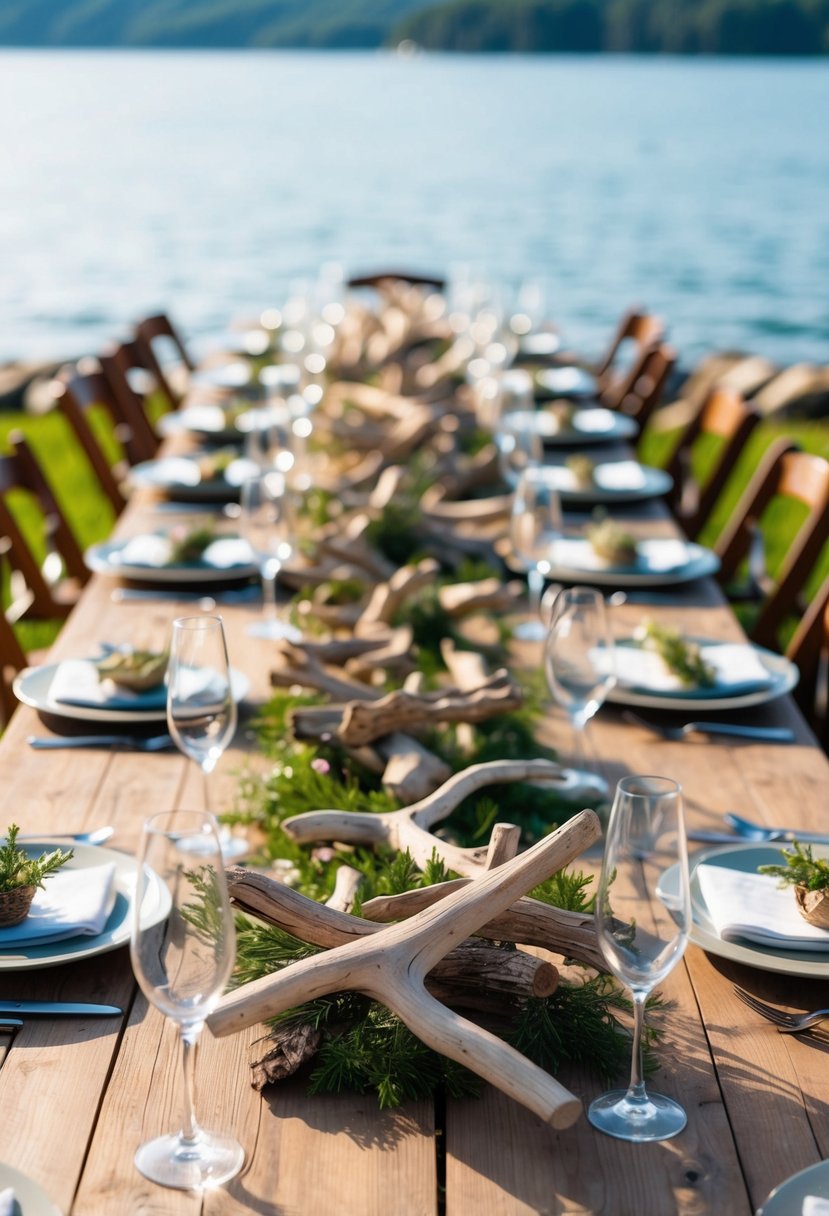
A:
[0,431,90,622]
[594,308,665,387]
[98,340,163,461]
[347,270,446,292]
[787,573,829,749]
[601,342,676,427]
[715,440,829,650]
[0,588,27,726]
[50,370,128,514]
[133,312,193,409]
[663,387,761,539]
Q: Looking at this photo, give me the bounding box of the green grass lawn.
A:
[1,402,828,657]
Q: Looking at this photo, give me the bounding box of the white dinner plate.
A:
[158,404,254,443]
[659,843,829,977]
[0,1161,62,1214]
[505,407,639,446]
[127,454,260,502]
[13,664,249,725]
[605,638,798,711]
[757,1159,829,1215]
[540,461,673,505]
[85,535,258,583]
[544,537,720,587]
[0,841,171,972]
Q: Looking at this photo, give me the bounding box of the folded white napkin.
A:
[140,457,202,487]
[201,538,253,568]
[554,537,692,574]
[593,460,648,492]
[611,641,772,695]
[573,407,615,434]
[48,658,167,710]
[0,863,116,948]
[114,534,251,570]
[537,366,596,395]
[803,1196,829,1215]
[0,1188,15,1216]
[697,864,829,951]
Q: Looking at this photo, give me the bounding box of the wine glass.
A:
[167,615,237,798]
[589,775,691,1141]
[238,470,300,641]
[510,466,563,641]
[496,410,542,488]
[544,585,615,797]
[131,808,244,1188]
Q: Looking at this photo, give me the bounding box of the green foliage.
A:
[635,620,716,688]
[759,840,829,892]
[0,823,73,892]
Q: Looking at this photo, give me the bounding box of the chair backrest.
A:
[0,589,27,726]
[716,440,829,648]
[50,372,128,514]
[665,387,761,539]
[602,342,676,426]
[0,432,90,620]
[595,308,664,383]
[98,340,161,462]
[347,270,446,291]
[787,572,829,748]
[133,312,193,407]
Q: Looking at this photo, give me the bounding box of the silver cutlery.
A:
[27,734,174,752]
[622,710,794,743]
[723,812,829,845]
[734,987,829,1034]
[19,827,114,846]
[0,1001,122,1016]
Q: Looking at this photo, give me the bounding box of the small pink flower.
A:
[311,758,330,774]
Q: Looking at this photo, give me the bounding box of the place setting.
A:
[125,450,261,504]
[84,522,259,587]
[497,404,639,447]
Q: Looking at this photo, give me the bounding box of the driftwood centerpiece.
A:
[209,809,602,1128]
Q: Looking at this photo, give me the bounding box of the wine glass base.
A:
[588,1089,687,1142]
[246,619,302,642]
[513,619,547,642]
[556,767,608,799]
[135,1129,244,1190]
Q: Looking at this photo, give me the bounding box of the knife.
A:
[687,829,829,845]
[687,722,795,742]
[0,1001,122,1016]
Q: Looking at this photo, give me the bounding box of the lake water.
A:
[1,50,828,369]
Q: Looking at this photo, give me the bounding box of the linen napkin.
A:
[803,1196,829,1215]
[0,1188,15,1216]
[114,534,251,570]
[554,537,692,574]
[48,659,167,710]
[572,407,615,434]
[696,864,829,951]
[610,641,773,696]
[593,460,648,492]
[537,366,596,396]
[0,863,116,948]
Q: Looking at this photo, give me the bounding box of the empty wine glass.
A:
[239,470,300,641]
[510,466,563,641]
[544,585,615,797]
[131,808,244,1189]
[496,411,542,488]
[589,775,691,1141]
[167,616,237,800]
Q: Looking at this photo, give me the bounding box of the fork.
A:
[622,710,794,743]
[734,986,829,1033]
[27,734,175,752]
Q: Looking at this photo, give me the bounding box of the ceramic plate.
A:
[0,841,170,972]
[13,664,249,725]
[757,1159,829,1215]
[0,1162,62,1214]
[505,407,638,446]
[158,405,253,443]
[127,454,260,502]
[605,638,798,711]
[540,461,673,505]
[85,535,258,583]
[659,843,829,977]
[535,366,597,399]
[544,537,720,587]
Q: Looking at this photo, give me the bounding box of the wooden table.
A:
[1,453,828,1216]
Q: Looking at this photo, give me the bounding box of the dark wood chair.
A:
[787,572,829,749]
[347,270,446,292]
[98,340,163,461]
[133,312,193,409]
[594,308,665,388]
[50,370,128,514]
[601,342,676,427]
[715,440,829,650]
[0,585,27,726]
[0,431,90,622]
[663,387,761,539]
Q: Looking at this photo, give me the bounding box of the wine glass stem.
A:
[527,566,544,623]
[625,991,648,1103]
[261,560,280,624]
[179,1023,203,1146]
[570,718,588,773]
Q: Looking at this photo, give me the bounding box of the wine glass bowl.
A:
[131,808,244,1189]
[510,466,563,641]
[589,775,691,1142]
[544,585,615,796]
[167,616,237,778]
[239,470,300,641]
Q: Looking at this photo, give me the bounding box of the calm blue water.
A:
[1,50,828,368]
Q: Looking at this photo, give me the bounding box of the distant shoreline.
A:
[1,45,827,57]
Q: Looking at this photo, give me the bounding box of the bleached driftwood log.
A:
[209,809,601,1127]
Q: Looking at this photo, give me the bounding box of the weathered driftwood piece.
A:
[336,670,522,747]
[438,578,523,619]
[324,865,363,913]
[356,558,440,631]
[283,758,572,877]
[421,485,513,525]
[376,732,452,802]
[210,809,601,1127]
[440,640,488,753]
[271,642,382,702]
[344,628,417,679]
